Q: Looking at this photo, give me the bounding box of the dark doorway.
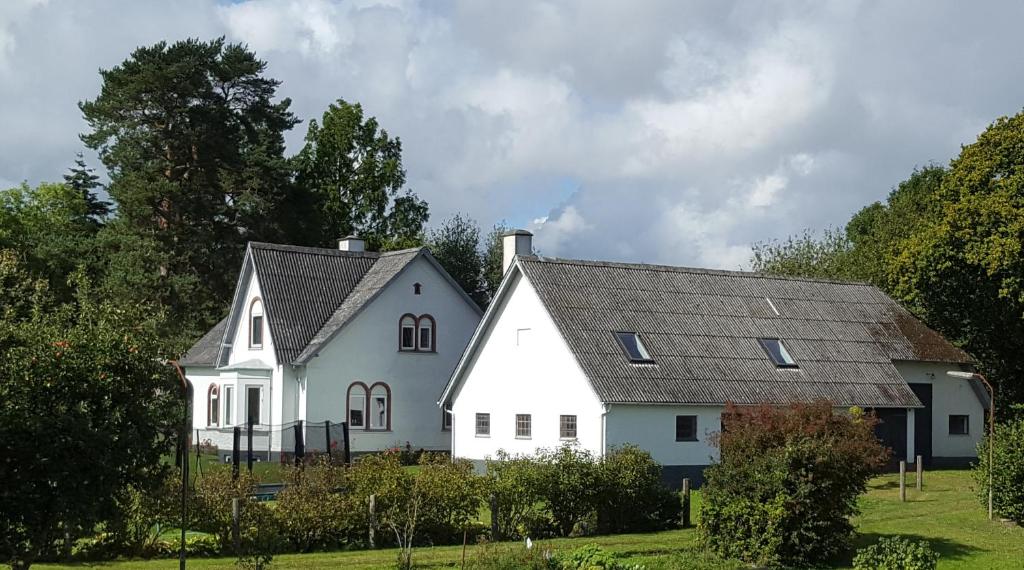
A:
[908,383,933,466]
[872,408,907,470]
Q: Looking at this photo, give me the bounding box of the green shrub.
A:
[190,469,275,555]
[698,401,888,567]
[485,451,551,540]
[414,453,485,545]
[556,543,644,570]
[536,445,600,536]
[596,445,680,533]
[274,458,365,551]
[852,536,939,570]
[467,541,557,570]
[972,415,1024,523]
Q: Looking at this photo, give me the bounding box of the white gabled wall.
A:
[896,361,985,459]
[303,255,480,452]
[227,272,277,367]
[604,404,721,467]
[451,270,605,460]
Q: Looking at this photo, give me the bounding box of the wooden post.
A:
[325,420,332,460]
[232,498,241,555]
[899,460,907,502]
[368,494,376,549]
[681,478,692,528]
[247,419,254,474]
[232,427,241,480]
[489,494,500,541]
[461,528,468,570]
[342,421,352,465]
[294,420,304,466]
[916,455,923,491]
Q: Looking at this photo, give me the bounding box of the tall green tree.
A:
[294,99,428,250]
[0,270,180,569]
[62,153,110,225]
[79,37,301,335]
[482,222,512,299]
[428,214,486,307]
[750,227,858,281]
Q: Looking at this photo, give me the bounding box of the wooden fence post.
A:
[231,498,241,555]
[247,419,254,474]
[899,460,907,502]
[489,494,500,541]
[681,478,692,528]
[916,455,923,491]
[232,427,241,480]
[368,494,376,549]
[325,420,332,461]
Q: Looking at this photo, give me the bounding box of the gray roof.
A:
[517,256,970,408]
[180,317,227,367]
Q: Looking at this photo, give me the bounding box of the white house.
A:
[181,237,482,460]
[440,231,987,484]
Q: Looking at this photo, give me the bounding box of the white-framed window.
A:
[515,414,531,438]
[400,314,417,351]
[614,331,654,363]
[560,415,577,439]
[475,413,490,436]
[250,298,264,348]
[370,383,390,430]
[223,386,234,426]
[207,384,220,426]
[348,384,367,428]
[245,386,262,426]
[418,316,435,351]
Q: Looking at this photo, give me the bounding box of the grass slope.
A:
[36,470,1023,569]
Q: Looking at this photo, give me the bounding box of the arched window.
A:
[250,298,264,348]
[369,383,391,430]
[207,384,220,426]
[347,383,369,429]
[399,314,417,351]
[417,315,436,352]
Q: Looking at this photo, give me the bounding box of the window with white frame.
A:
[250,299,264,348]
[418,316,435,351]
[475,413,490,436]
[400,315,416,351]
[207,385,220,426]
[515,414,532,438]
[370,384,390,430]
[223,386,234,426]
[246,386,261,426]
[348,384,367,428]
[560,415,577,439]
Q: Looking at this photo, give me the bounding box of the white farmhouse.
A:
[440,231,987,484]
[181,237,481,460]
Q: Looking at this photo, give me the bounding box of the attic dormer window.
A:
[250,299,264,348]
[615,331,654,363]
[758,338,797,368]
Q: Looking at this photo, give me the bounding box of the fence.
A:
[192,420,350,479]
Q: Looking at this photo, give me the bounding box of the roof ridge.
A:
[379,247,425,257]
[248,241,382,259]
[519,255,874,287]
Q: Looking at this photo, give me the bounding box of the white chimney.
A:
[337,235,366,252]
[502,230,533,272]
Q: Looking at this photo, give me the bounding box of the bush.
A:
[190,469,276,555]
[972,415,1024,523]
[467,541,557,570]
[103,473,179,558]
[699,401,888,567]
[556,544,644,570]
[536,445,600,536]
[485,451,551,540]
[852,536,939,570]
[414,453,485,545]
[274,458,365,551]
[596,446,680,533]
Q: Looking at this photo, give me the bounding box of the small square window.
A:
[758,338,797,368]
[515,414,531,438]
[614,331,654,363]
[560,415,577,439]
[949,414,969,435]
[675,415,697,442]
[475,413,490,436]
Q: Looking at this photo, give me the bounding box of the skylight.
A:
[758,338,797,368]
[615,332,654,363]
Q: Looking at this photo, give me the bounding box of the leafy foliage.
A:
[972,414,1024,523]
[190,469,273,554]
[596,445,681,534]
[698,402,888,567]
[536,445,601,537]
[274,459,363,552]
[852,536,939,570]
[428,214,486,307]
[485,450,551,540]
[294,99,428,250]
[0,275,180,569]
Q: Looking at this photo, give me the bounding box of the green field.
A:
[36,469,1023,569]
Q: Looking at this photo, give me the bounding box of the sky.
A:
[2,1,1023,269]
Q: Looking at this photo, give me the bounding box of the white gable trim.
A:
[217,245,280,368]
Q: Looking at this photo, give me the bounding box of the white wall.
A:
[227,271,277,367]
[896,361,985,458]
[450,271,605,460]
[605,404,722,467]
[303,255,480,452]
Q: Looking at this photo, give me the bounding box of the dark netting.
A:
[215,420,351,475]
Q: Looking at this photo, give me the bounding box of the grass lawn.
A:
[36,469,1023,569]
